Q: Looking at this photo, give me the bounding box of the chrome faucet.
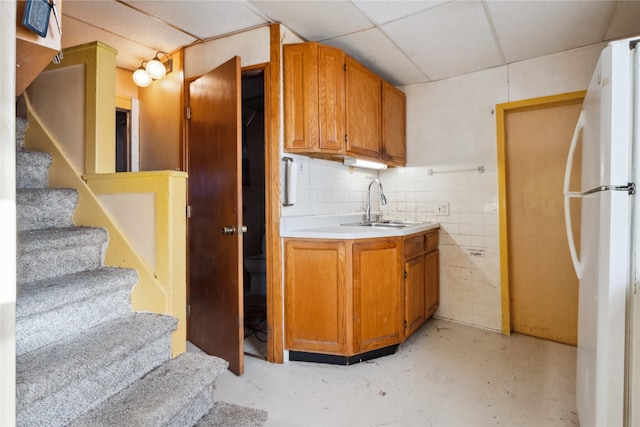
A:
[365,179,387,223]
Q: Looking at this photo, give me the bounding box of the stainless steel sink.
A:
[341,220,423,228]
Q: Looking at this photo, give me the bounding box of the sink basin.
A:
[341,220,423,228]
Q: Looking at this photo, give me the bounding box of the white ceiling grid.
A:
[59,0,640,86]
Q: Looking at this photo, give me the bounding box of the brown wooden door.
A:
[505,102,582,345]
[187,57,244,375]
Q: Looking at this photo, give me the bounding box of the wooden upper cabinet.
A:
[345,56,381,160]
[381,81,406,166]
[283,43,345,154]
[283,42,406,166]
[16,0,63,96]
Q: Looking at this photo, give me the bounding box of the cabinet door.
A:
[381,81,406,166]
[284,239,347,354]
[425,249,439,318]
[353,238,402,353]
[404,256,426,337]
[345,56,381,159]
[317,45,345,152]
[283,43,318,151]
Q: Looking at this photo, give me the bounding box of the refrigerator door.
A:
[575,38,635,427]
[577,190,630,426]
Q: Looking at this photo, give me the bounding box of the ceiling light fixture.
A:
[132,52,173,87]
[343,157,388,170]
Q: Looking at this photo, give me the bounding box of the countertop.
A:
[280,213,440,239]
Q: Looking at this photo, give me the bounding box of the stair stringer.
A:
[22,93,186,356]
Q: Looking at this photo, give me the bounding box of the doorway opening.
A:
[241,68,267,360]
[115,108,131,172]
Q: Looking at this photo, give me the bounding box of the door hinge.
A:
[186,106,191,120]
[404,320,408,328]
[186,304,191,317]
[344,63,347,72]
[404,271,407,279]
[344,134,348,143]
[186,205,192,218]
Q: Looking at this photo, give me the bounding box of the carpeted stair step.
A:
[16,267,138,355]
[16,313,178,427]
[16,188,78,231]
[17,226,108,284]
[16,149,52,189]
[195,401,269,427]
[68,352,228,427]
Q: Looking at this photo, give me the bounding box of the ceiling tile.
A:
[353,0,448,25]
[605,1,640,41]
[63,0,196,56]
[61,15,157,70]
[382,1,502,81]
[325,28,429,86]
[124,1,269,41]
[486,1,615,63]
[248,0,374,41]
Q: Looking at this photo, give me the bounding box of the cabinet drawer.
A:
[404,235,424,259]
[425,231,438,252]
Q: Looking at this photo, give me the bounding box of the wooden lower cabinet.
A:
[403,229,440,339]
[284,229,439,359]
[352,239,403,353]
[284,239,347,354]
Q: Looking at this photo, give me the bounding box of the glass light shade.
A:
[146,58,166,80]
[132,68,152,87]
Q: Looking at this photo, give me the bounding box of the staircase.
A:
[14,117,267,426]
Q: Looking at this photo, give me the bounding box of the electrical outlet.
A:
[436,201,450,216]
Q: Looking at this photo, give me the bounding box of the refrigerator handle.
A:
[563,110,584,279]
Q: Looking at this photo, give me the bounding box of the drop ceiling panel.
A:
[123,1,268,41]
[487,1,615,63]
[325,28,428,86]
[604,1,640,41]
[353,0,448,25]
[248,0,373,41]
[383,1,502,81]
[63,0,196,54]
[61,15,157,70]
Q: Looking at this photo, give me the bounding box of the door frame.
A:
[496,90,586,335]
[182,24,284,364]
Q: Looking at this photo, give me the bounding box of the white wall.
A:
[381,42,604,331]
[1,1,16,424]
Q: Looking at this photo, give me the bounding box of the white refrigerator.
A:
[564,37,639,426]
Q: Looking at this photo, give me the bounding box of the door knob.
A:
[222,226,236,235]
[239,225,248,234]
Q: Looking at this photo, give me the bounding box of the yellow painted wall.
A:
[139,50,183,171]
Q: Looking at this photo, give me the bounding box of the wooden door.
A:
[187,57,244,375]
[353,238,402,353]
[345,56,381,159]
[505,102,582,345]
